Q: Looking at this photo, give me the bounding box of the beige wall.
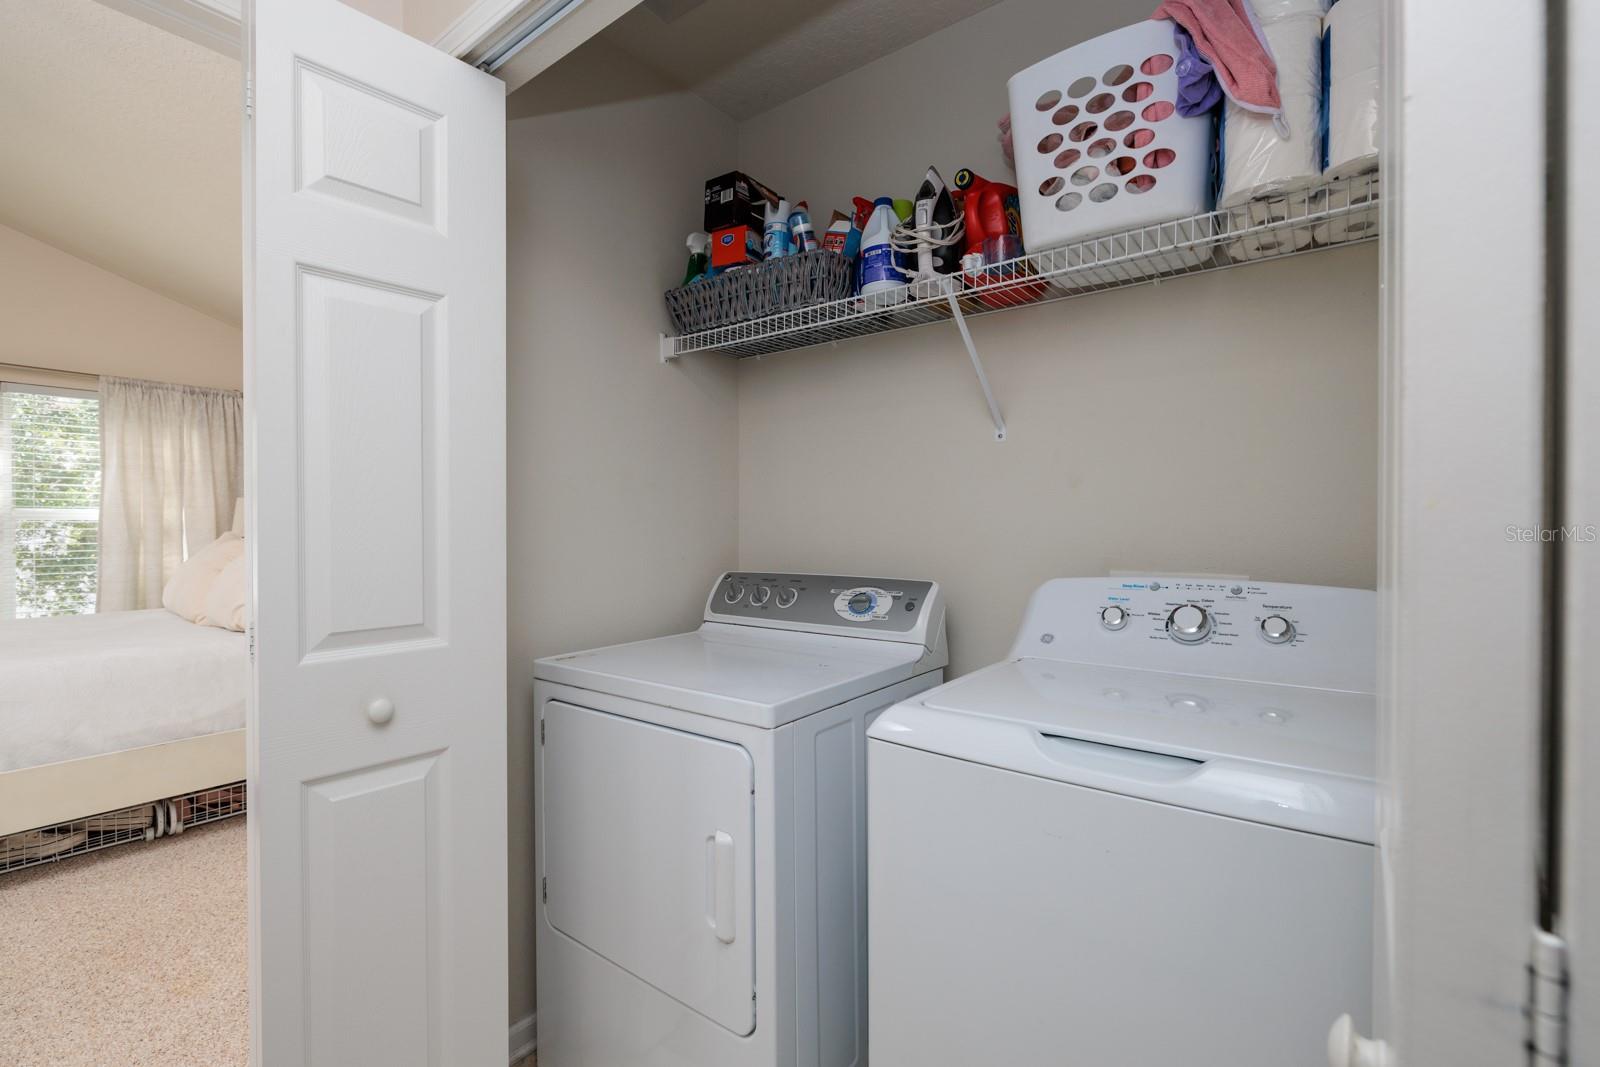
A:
[0,224,241,389]
[504,40,740,1025]
[401,0,472,44]
[734,0,1379,676]
[736,246,1378,675]
[504,0,1378,1025]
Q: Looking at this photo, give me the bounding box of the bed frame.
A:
[0,729,246,873]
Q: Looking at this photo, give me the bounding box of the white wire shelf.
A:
[663,172,1379,362]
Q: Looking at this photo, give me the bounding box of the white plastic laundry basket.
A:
[1007,20,1213,255]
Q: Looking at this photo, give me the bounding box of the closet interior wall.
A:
[733,0,1380,674]
[504,41,741,1026]
[505,0,1380,1023]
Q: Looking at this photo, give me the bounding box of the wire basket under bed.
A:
[665,250,854,334]
[0,781,247,876]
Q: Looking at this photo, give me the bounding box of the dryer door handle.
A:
[707,830,737,944]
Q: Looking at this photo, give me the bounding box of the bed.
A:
[0,609,248,866]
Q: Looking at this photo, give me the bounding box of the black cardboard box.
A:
[704,171,781,233]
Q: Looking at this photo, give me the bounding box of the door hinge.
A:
[540,719,545,745]
[541,877,547,904]
[244,75,253,118]
[247,626,255,664]
[1529,928,1569,1064]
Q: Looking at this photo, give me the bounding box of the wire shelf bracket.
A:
[946,293,1006,441]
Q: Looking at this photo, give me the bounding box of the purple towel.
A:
[1173,25,1224,116]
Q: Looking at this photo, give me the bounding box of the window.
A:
[0,384,101,618]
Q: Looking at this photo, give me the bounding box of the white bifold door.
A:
[245,1,507,1064]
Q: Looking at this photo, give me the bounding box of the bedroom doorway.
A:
[0,1,250,1063]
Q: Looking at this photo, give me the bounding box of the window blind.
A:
[0,383,101,618]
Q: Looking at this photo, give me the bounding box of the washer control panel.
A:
[1013,576,1376,693]
[707,572,940,643]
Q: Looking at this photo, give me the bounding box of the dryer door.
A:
[542,701,756,1035]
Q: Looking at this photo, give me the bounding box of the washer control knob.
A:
[749,585,771,607]
[848,591,876,616]
[775,587,799,608]
[724,582,745,604]
[1100,605,1130,631]
[1260,615,1295,644]
[1166,604,1212,644]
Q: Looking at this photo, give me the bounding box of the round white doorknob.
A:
[1327,1014,1391,1067]
[366,697,395,725]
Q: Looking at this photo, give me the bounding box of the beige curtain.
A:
[97,376,243,612]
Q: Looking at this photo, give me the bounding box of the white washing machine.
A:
[534,572,947,1067]
[868,576,1375,1067]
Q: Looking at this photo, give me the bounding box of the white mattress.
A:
[0,609,247,773]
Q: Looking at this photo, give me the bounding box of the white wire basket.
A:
[0,781,247,876]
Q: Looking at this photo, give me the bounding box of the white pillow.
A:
[203,552,247,632]
[162,532,243,625]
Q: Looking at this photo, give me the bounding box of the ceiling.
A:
[602,0,1006,120]
[0,0,241,326]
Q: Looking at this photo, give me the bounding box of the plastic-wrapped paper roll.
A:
[1226,227,1313,261]
[1325,0,1380,178]
[1227,191,1310,228]
[1312,174,1381,244]
[1224,191,1312,260]
[1251,0,1329,19]
[1218,14,1325,208]
[1312,209,1377,245]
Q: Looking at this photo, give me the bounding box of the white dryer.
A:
[868,576,1375,1067]
[534,572,947,1067]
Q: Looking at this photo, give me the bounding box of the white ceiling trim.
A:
[95,0,625,90]
[433,0,537,58]
[95,0,242,58]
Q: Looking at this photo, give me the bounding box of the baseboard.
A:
[509,1012,537,1063]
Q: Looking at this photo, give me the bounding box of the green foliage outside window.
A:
[3,389,101,618]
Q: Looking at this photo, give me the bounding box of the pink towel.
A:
[1151,1,1282,117]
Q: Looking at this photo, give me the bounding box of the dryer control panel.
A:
[706,572,944,650]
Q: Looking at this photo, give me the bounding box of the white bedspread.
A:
[0,609,247,773]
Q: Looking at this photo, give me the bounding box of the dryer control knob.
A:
[724,582,746,604]
[749,585,771,607]
[1100,605,1129,631]
[1166,604,1212,644]
[775,587,799,608]
[1260,615,1296,644]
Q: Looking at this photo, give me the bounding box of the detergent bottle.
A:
[858,197,907,303]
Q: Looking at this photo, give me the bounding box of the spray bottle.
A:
[682,232,710,285]
[763,198,793,259]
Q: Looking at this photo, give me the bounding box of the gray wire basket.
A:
[665,250,854,335]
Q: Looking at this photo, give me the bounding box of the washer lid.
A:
[869,658,1376,843]
[536,623,937,729]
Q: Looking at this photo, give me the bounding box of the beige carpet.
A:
[0,818,248,1067]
